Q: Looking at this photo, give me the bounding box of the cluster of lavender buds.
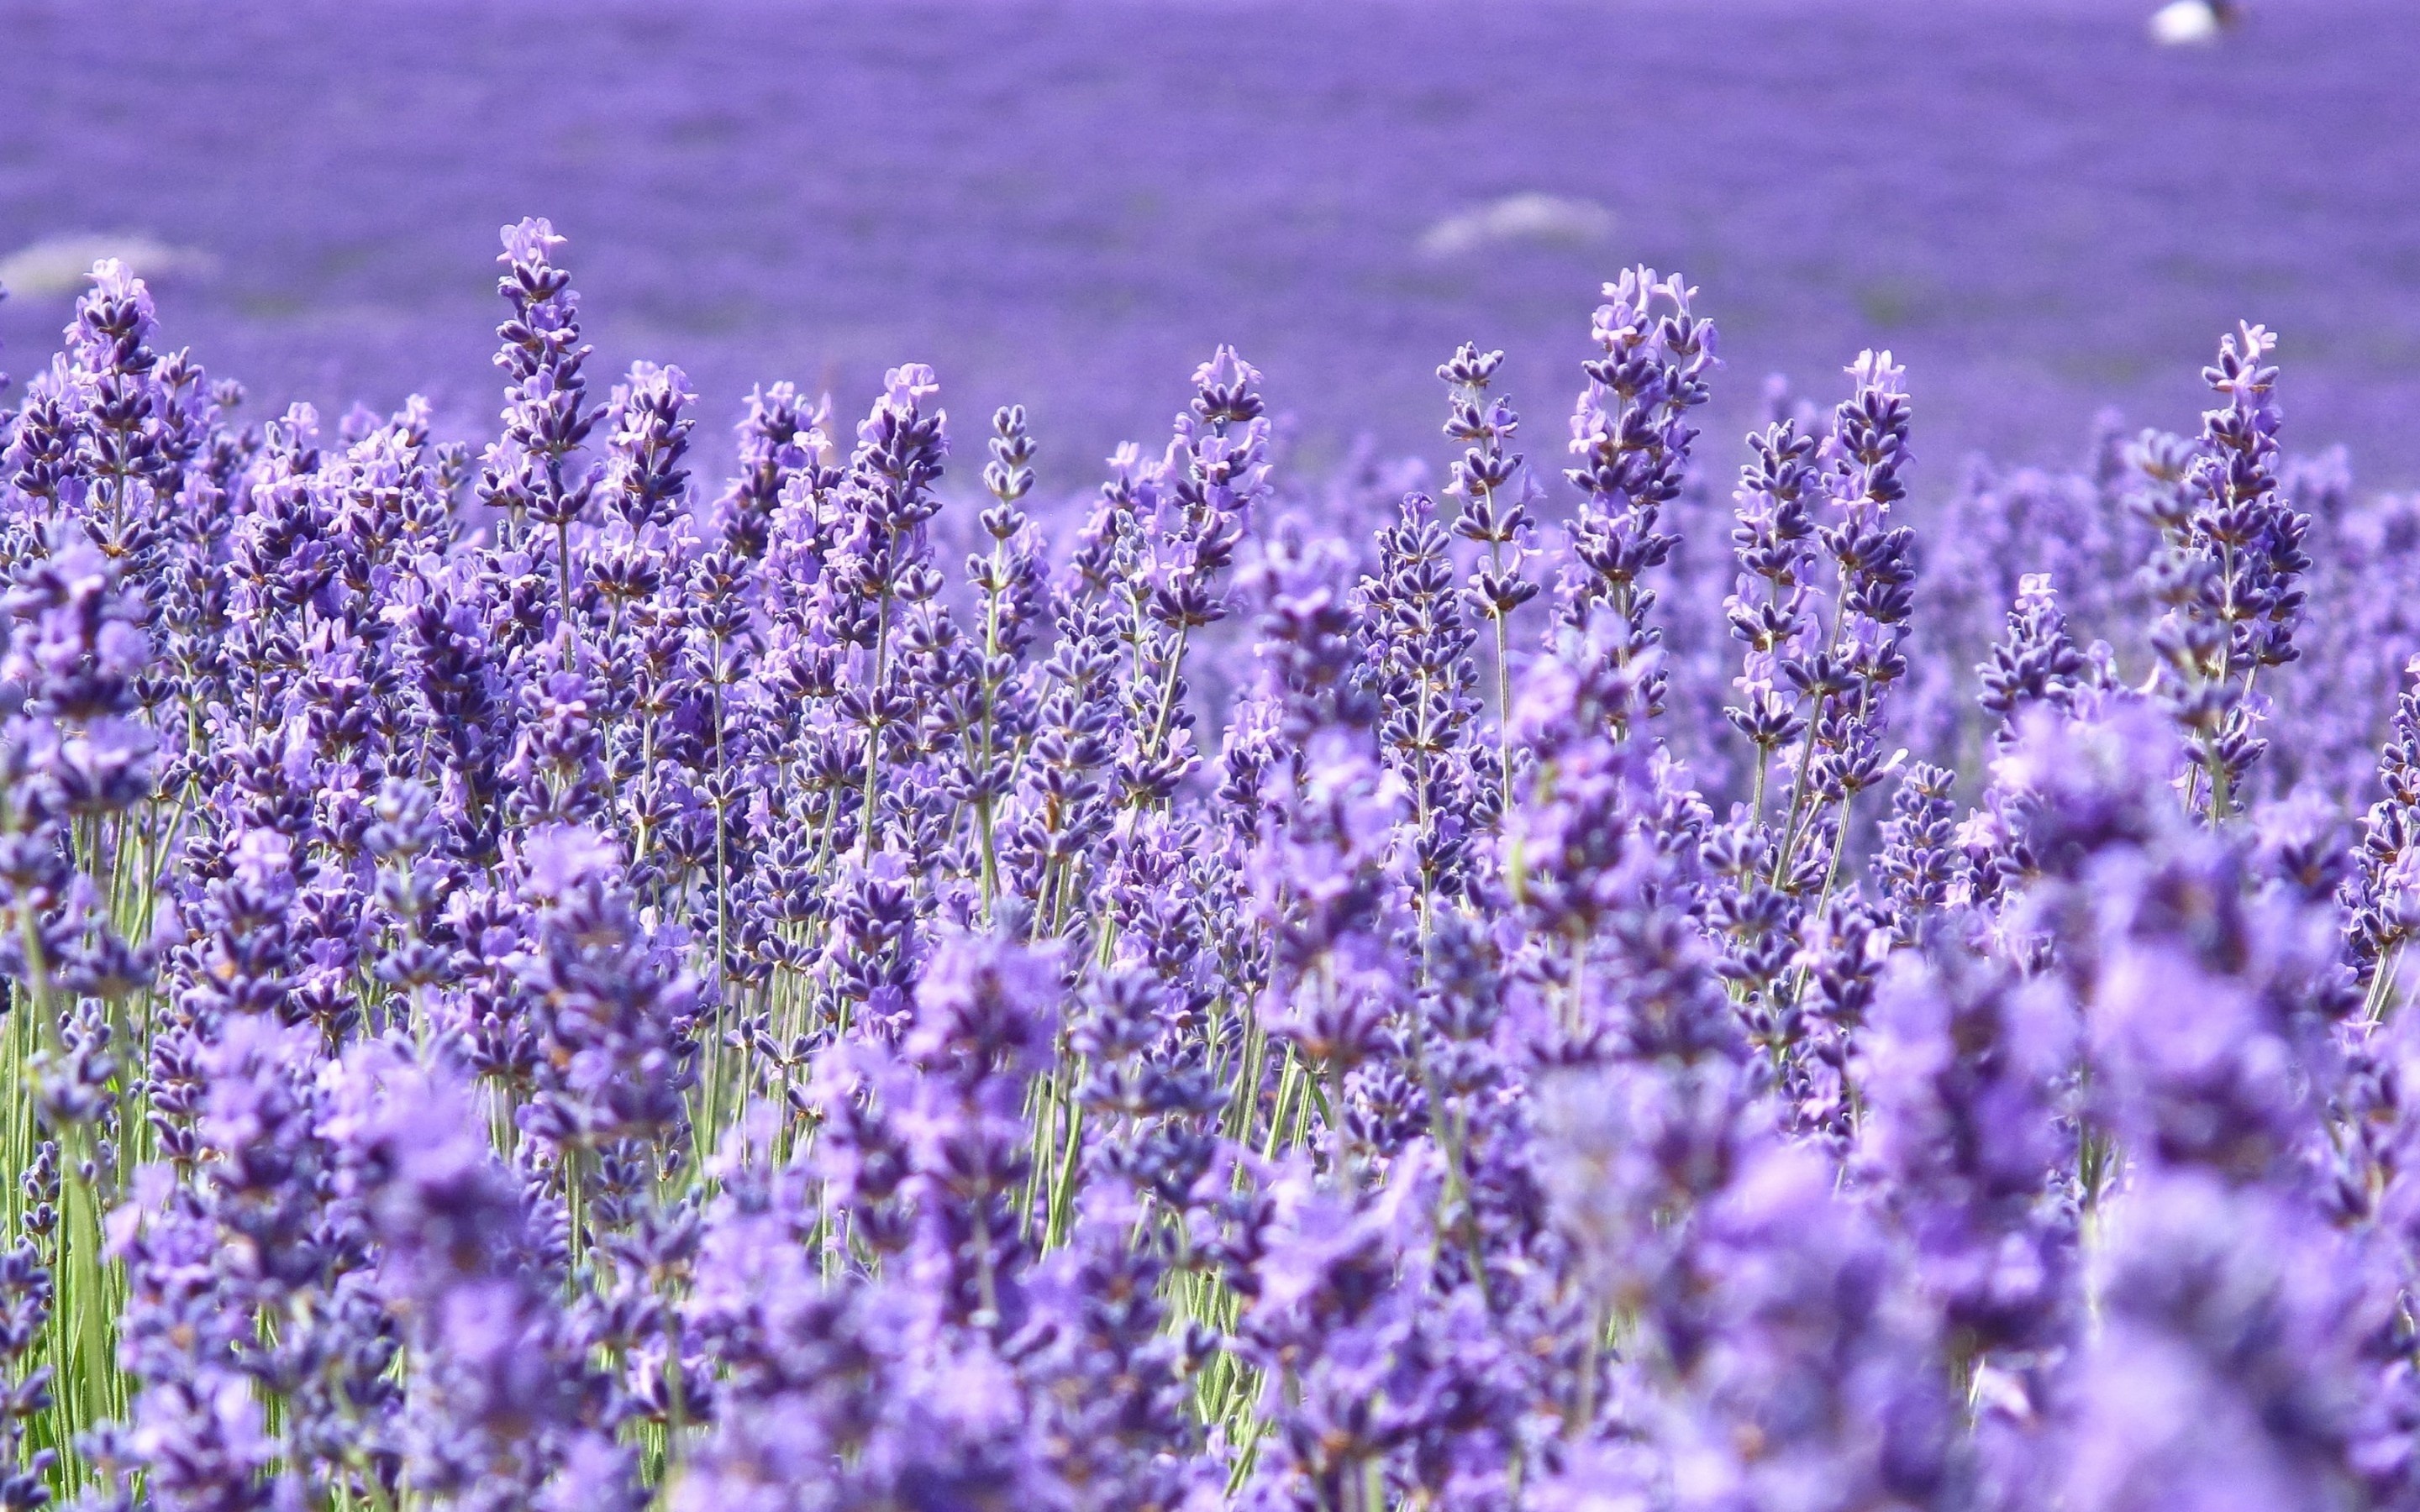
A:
[3,220,2420,1512]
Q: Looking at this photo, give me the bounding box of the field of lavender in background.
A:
[7,0,2420,489]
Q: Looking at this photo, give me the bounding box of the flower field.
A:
[6,0,2420,483]
[6,5,2420,1512]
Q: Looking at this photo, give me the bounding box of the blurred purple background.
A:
[5,0,2417,491]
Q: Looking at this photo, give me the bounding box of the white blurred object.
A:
[0,233,215,297]
[2149,0,2237,46]
[1418,193,1614,260]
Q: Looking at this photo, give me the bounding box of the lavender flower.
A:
[1555,267,1717,743]
[2135,324,2309,818]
